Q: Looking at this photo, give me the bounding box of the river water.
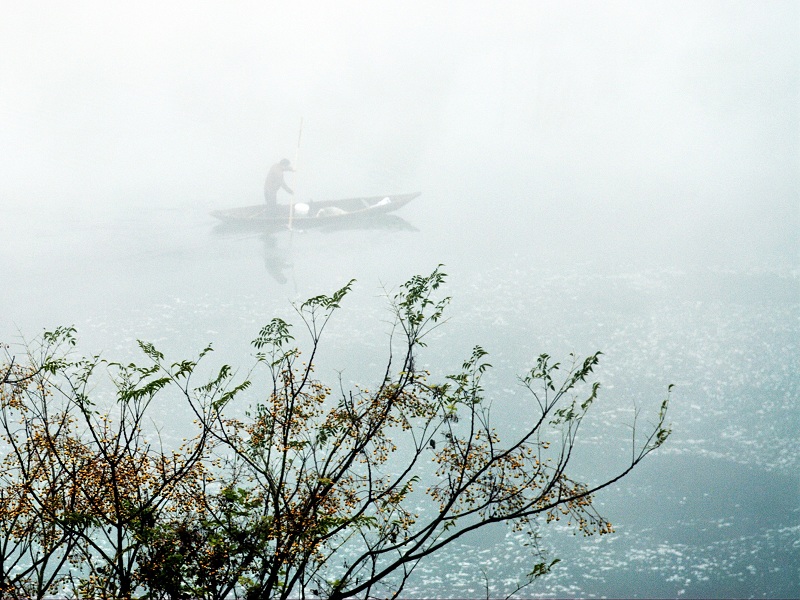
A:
[3,196,797,598]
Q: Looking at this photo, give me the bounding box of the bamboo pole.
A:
[288,117,303,230]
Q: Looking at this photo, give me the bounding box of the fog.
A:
[3,1,797,263]
[1,1,799,597]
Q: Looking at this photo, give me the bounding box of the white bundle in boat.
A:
[315,206,347,218]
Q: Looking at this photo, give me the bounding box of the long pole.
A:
[288,117,303,230]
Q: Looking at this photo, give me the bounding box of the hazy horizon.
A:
[2,1,797,267]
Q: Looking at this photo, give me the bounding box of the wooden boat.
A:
[210,192,420,228]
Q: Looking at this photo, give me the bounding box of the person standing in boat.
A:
[264,158,294,215]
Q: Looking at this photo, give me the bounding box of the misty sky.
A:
[1,1,798,264]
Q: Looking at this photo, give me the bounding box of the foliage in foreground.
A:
[0,267,671,599]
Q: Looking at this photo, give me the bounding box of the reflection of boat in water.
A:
[211,210,418,286]
[256,215,417,284]
[210,192,420,230]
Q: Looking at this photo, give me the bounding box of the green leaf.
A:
[252,318,294,350]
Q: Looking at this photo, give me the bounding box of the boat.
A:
[210,192,420,229]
